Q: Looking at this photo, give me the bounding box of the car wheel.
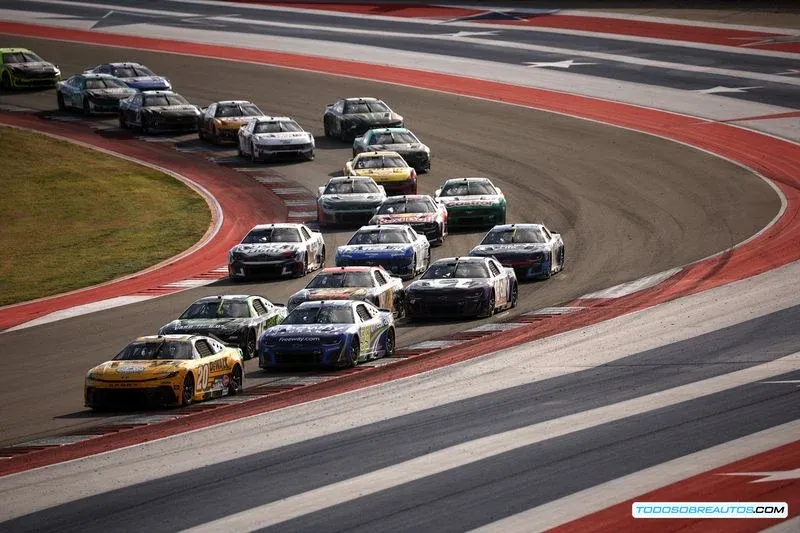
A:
[294,255,308,278]
[392,290,405,320]
[118,112,127,129]
[228,364,243,395]
[319,246,326,269]
[305,149,315,161]
[1,72,12,90]
[479,290,496,318]
[82,97,91,116]
[347,339,360,367]
[140,116,150,134]
[198,126,205,140]
[181,373,195,406]
[425,248,431,271]
[57,92,66,111]
[510,283,519,308]
[243,329,257,360]
[323,116,332,137]
[384,328,395,357]
[249,142,258,163]
[558,247,566,272]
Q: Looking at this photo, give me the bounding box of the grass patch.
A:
[0,126,211,306]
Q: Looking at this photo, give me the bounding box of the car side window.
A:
[356,304,372,322]
[541,226,551,239]
[205,104,216,118]
[374,271,387,286]
[334,101,344,114]
[300,227,312,241]
[195,340,214,357]
[488,261,501,277]
[252,299,268,316]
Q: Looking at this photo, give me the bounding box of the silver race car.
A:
[469,223,565,280]
[370,194,448,245]
[352,127,431,172]
[238,115,315,162]
[317,176,387,227]
[323,97,403,141]
[56,73,136,115]
[228,223,326,280]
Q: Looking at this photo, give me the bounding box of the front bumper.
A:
[344,121,403,138]
[406,291,485,318]
[408,222,443,242]
[476,253,548,279]
[319,206,377,226]
[229,258,303,279]
[396,151,430,171]
[376,179,417,196]
[88,96,125,114]
[8,71,59,88]
[260,344,347,369]
[446,207,504,228]
[85,384,179,408]
[252,142,314,160]
[145,114,199,132]
[337,256,415,278]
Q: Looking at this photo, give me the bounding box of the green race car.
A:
[1,48,61,89]
[434,177,507,229]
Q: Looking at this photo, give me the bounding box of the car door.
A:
[202,103,216,133]
[487,259,508,307]
[332,100,345,135]
[127,93,142,125]
[407,228,425,270]
[355,303,376,355]
[239,119,253,154]
[299,225,317,267]
[193,338,230,396]
[62,76,79,107]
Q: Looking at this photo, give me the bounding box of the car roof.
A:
[354,224,409,232]
[320,266,379,273]
[248,223,304,231]
[365,127,410,134]
[488,223,544,231]
[344,97,379,102]
[140,90,180,95]
[0,48,34,54]
[381,195,430,202]
[327,175,377,183]
[251,115,293,122]
[192,295,253,303]
[215,100,255,105]
[443,177,492,184]
[356,151,403,157]
[432,256,490,264]
[107,62,145,67]
[79,73,118,79]
[295,300,356,308]
[135,334,195,342]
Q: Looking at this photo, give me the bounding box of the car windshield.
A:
[242,227,301,243]
[348,229,409,245]
[306,271,374,288]
[324,180,380,194]
[440,181,496,197]
[254,121,303,133]
[216,103,261,117]
[143,94,189,106]
[3,51,43,63]
[344,100,389,114]
[114,341,194,360]
[112,65,155,77]
[481,227,547,244]
[369,131,416,144]
[422,261,490,279]
[282,306,354,324]
[377,198,434,214]
[179,300,251,319]
[354,155,406,169]
[85,78,128,89]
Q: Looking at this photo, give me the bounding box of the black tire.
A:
[140,116,150,134]
[118,112,127,129]
[323,116,332,137]
[82,97,91,116]
[228,364,243,395]
[57,92,66,111]
[558,247,566,272]
[294,255,308,278]
[319,246,326,269]
[479,290,496,318]
[1,72,11,90]
[305,149,315,161]
[510,282,519,308]
[198,125,205,140]
[181,373,195,406]
[249,142,258,163]
[384,328,395,357]
[243,329,257,360]
[539,256,553,280]
[347,339,360,367]
[392,290,405,320]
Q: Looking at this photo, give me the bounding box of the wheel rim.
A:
[386,329,395,355]
[230,365,243,393]
[351,343,360,366]
[182,375,194,404]
[245,331,256,359]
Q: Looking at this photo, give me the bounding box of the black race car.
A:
[118,90,201,133]
[323,97,403,141]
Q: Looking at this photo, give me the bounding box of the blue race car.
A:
[85,62,171,91]
[469,223,565,280]
[335,224,430,280]
[258,300,395,370]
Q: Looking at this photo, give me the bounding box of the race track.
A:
[0,36,780,446]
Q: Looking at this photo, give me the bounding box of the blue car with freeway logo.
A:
[335,224,430,280]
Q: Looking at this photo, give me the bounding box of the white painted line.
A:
[579,267,682,299]
[470,420,800,532]
[262,376,332,386]
[178,354,800,532]
[254,176,288,183]
[13,435,97,447]
[162,278,215,288]
[527,306,584,315]
[0,104,37,112]
[272,187,308,195]
[361,358,402,367]
[209,266,229,274]
[4,295,154,332]
[404,340,464,350]
[287,211,316,218]
[465,322,524,332]
[111,415,180,425]
[284,199,316,206]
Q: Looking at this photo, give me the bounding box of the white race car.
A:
[317,176,387,227]
[228,223,326,280]
[238,115,315,162]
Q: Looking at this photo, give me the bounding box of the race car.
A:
[434,177,507,229]
[344,151,417,195]
[56,73,136,115]
[258,300,395,370]
[228,223,326,280]
[405,256,518,319]
[287,266,405,318]
[335,224,430,280]
[84,335,244,409]
[353,127,431,172]
[84,62,171,91]
[198,100,263,144]
[317,176,387,227]
[118,90,201,133]
[323,97,403,141]
[469,223,565,280]
[370,194,448,245]
[157,295,287,360]
[1,48,60,89]
[238,115,315,162]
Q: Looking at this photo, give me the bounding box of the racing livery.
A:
[344,151,417,196]
[56,73,136,115]
[324,97,404,141]
[370,195,448,245]
[352,127,431,172]
[157,295,287,360]
[469,223,565,280]
[258,300,395,369]
[118,90,201,133]
[1,48,60,89]
[335,225,430,280]
[238,116,315,161]
[405,256,518,319]
[317,176,387,227]
[287,266,405,318]
[84,62,171,91]
[434,177,507,228]
[199,100,263,144]
[228,223,325,280]
[84,335,244,409]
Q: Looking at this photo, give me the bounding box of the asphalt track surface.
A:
[0,35,780,446]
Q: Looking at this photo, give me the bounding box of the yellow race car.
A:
[84,335,244,409]
[198,100,263,144]
[344,151,417,195]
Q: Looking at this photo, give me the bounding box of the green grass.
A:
[0,126,211,306]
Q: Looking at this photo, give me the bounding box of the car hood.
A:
[347,112,401,123]
[89,360,190,380]
[298,288,370,300]
[252,132,311,143]
[145,105,199,114]
[438,195,502,207]
[215,116,253,127]
[85,88,135,98]
[267,324,354,337]
[161,318,251,332]
[124,76,168,85]
[372,213,436,224]
[8,61,56,72]
[338,244,411,255]
[231,243,301,256]
[320,193,383,203]
[471,243,549,255]
[408,278,492,291]
[350,168,412,179]
[367,143,425,152]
